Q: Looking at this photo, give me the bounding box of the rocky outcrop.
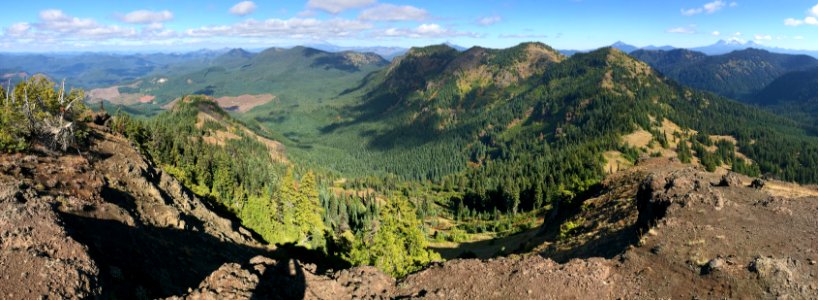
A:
[0,177,100,299]
[718,172,744,187]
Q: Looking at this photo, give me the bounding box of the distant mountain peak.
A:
[610,41,638,53]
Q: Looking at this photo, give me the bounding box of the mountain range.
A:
[630,48,818,99]
[4,37,818,299]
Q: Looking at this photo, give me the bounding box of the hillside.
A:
[324,44,818,183]
[630,48,818,99]
[0,50,229,88]
[231,43,818,264]
[90,46,388,115]
[750,67,818,125]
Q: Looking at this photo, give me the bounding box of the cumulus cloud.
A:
[359,4,428,21]
[784,4,818,26]
[307,0,376,14]
[681,0,731,16]
[476,16,502,26]
[376,23,478,38]
[5,23,32,36]
[229,1,257,16]
[25,9,137,38]
[711,31,721,36]
[120,10,173,24]
[185,17,372,39]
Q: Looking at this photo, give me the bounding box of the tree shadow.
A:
[57,181,347,299]
[59,211,293,299]
[429,182,643,263]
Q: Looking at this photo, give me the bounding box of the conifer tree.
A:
[297,171,327,248]
[347,196,440,277]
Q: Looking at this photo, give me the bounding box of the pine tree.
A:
[277,167,300,243]
[347,196,441,277]
[296,171,327,248]
[676,139,692,164]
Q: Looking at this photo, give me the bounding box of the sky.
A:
[1,0,818,52]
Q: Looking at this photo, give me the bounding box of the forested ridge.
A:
[630,48,818,100]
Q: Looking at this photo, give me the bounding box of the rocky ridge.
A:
[1,123,817,299]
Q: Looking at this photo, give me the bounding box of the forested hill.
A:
[325,44,818,196]
[630,48,818,100]
[750,67,818,126]
[105,46,389,107]
[0,50,229,88]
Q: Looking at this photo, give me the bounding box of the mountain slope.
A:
[630,48,818,99]
[611,41,639,53]
[294,45,818,221]
[95,47,388,113]
[750,66,818,125]
[0,50,229,88]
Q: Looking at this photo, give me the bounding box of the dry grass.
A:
[213,94,276,113]
[195,112,288,163]
[88,84,155,105]
[603,151,631,174]
[622,129,652,148]
[764,181,818,198]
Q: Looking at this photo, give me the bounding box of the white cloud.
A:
[359,4,428,21]
[667,26,696,34]
[37,9,96,31]
[307,0,376,14]
[5,23,31,36]
[185,17,372,39]
[26,9,137,38]
[120,10,173,24]
[711,31,721,36]
[681,0,730,16]
[795,35,805,40]
[476,16,502,26]
[785,4,818,26]
[785,18,804,26]
[703,1,726,13]
[785,16,818,26]
[229,1,257,16]
[375,23,478,38]
[754,34,772,40]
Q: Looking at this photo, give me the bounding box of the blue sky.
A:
[1,0,817,52]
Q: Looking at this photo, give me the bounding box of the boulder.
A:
[718,172,742,187]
